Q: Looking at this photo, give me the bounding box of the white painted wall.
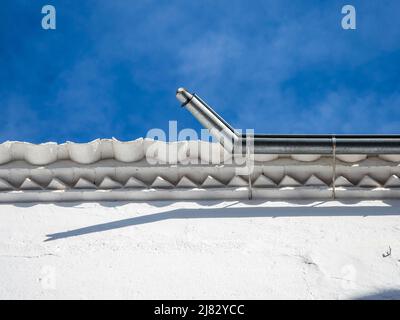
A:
[0,200,399,299]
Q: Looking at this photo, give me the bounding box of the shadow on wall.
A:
[44,202,400,241]
[354,289,400,300]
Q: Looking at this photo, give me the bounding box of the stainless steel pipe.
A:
[240,136,400,154]
[176,88,239,151]
[176,88,400,155]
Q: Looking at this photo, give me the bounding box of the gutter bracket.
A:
[332,136,337,200]
[245,145,253,200]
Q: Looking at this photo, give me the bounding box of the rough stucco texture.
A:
[0,200,400,299]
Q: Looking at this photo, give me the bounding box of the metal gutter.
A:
[177,88,400,155]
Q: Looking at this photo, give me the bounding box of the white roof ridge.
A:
[1,138,399,166]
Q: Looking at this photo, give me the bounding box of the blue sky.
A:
[1,0,399,143]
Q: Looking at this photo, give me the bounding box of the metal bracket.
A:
[332,136,337,199]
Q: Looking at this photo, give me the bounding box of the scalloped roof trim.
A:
[0,138,399,166]
[0,173,399,191]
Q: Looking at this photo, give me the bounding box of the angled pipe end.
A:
[176,87,240,153]
[176,87,193,106]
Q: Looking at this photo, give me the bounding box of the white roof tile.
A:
[0,139,398,202]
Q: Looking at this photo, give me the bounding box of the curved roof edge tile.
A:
[1,139,400,166]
